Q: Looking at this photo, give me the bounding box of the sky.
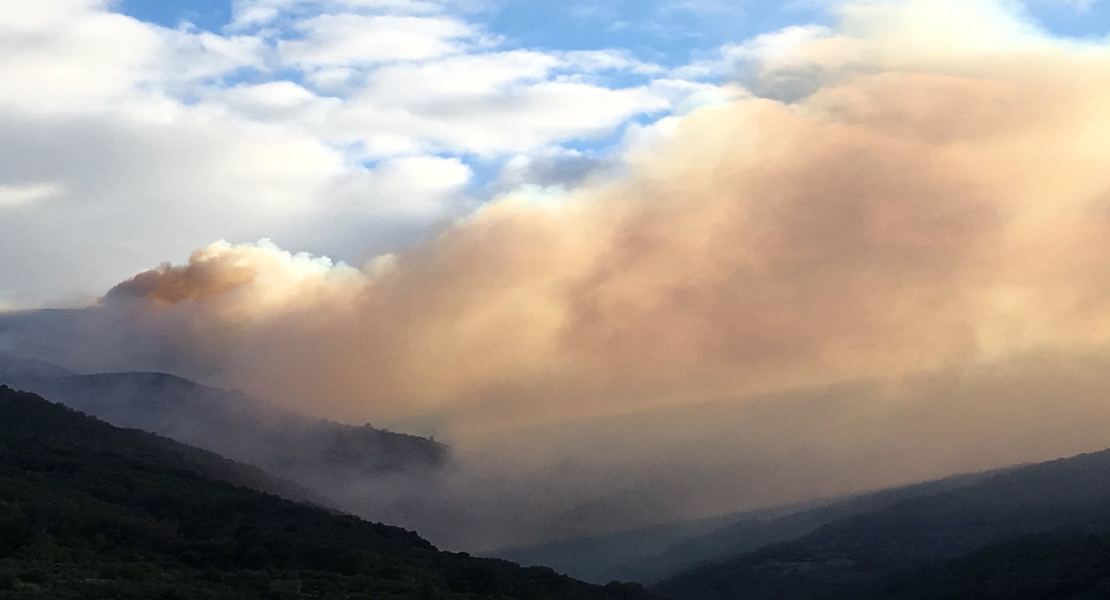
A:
[9,0,1110,550]
[1,0,1108,309]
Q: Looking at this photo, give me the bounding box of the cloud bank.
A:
[0,0,702,307]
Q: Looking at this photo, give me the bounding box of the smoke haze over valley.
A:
[7,0,1110,582]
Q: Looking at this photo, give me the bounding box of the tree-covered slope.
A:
[654,447,1110,600]
[0,386,658,600]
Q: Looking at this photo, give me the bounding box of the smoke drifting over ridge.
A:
[8,0,1110,549]
[89,0,1110,432]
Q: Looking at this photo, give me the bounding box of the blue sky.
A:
[120,0,1110,47]
[108,0,1110,188]
[121,0,231,30]
[1028,1,1110,37]
[120,1,829,57]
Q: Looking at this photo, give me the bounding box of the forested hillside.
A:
[0,386,657,600]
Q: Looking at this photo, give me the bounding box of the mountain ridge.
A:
[497,469,1003,584]
[0,363,449,486]
[653,444,1110,600]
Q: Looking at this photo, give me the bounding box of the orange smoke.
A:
[101,0,1110,441]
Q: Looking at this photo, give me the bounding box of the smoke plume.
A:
[8,0,1110,550]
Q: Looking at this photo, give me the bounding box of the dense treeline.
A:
[0,386,657,600]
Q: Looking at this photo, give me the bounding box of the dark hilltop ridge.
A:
[0,351,449,488]
[0,385,660,600]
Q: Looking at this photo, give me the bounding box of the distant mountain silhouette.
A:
[496,512,743,584]
[0,350,75,384]
[0,385,660,600]
[0,366,449,490]
[498,470,996,584]
[653,447,1110,600]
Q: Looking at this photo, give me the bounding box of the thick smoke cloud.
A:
[8,0,1110,550]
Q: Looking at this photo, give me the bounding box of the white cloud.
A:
[230,0,472,28]
[330,156,473,215]
[304,66,360,90]
[158,28,269,81]
[195,49,679,158]
[561,50,665,75]
[0,183,63,208]
[360,50,558,100]
[322,50,676,156]
[348,78,672,156]
[0,0,716,305]
[202,81,342,126]
[0,0,106,31]
[0,0,486,305]
[0,2,266,113]
[0,7,162,112]
[279,14,478,67]
[673,25,839,81]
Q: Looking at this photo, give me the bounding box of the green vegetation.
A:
[0,386,658,600]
